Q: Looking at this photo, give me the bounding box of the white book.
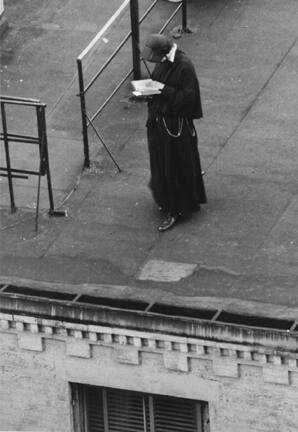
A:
[131,79,163,96]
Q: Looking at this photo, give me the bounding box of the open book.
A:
[131,79,163,96]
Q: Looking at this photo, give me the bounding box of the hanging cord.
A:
[162,116,184,138]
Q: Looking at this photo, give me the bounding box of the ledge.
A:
[0,293,297,353]
[1,311,298,386]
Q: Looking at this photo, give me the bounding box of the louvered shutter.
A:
[107,389,145,432]
[87,386,105,432]
[153,395,199,432]
[81,385,204,432]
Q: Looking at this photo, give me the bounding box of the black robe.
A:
[146,49,207,216]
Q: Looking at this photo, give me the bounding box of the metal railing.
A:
[77,0,188,168]
[0,95,55,231]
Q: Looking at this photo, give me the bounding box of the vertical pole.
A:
[36,105,46,176]
[35,106,42,232]
[37,105,55,214]
[130,0,141,80]
[1,101,16,213]
[182,0,188,32]
[35,163,42,232]
[77,58,90,168]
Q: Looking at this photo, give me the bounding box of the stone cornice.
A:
[1,311,298,386]
[0,292,297,351]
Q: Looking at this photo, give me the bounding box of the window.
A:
[72,384,209,432]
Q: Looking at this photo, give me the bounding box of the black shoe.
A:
[158,213,180,232]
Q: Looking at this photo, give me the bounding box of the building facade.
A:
[0,283,298,432]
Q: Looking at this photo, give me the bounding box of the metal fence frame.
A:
[0,95,55,231]
[77,0,188,168]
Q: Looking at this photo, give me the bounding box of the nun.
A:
[141,34,207,231]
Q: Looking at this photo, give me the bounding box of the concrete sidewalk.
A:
[1,0,298,319]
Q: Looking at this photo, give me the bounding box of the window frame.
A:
[71,383,209,432]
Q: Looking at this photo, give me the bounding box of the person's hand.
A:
[150,80,164,91]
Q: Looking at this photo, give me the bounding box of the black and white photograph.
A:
[0,0,298,431]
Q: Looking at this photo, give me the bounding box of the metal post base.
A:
[48,209,68,217]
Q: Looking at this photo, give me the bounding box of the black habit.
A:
[146,49,207,216]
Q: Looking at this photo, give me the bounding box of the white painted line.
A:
[78,0,130,61]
